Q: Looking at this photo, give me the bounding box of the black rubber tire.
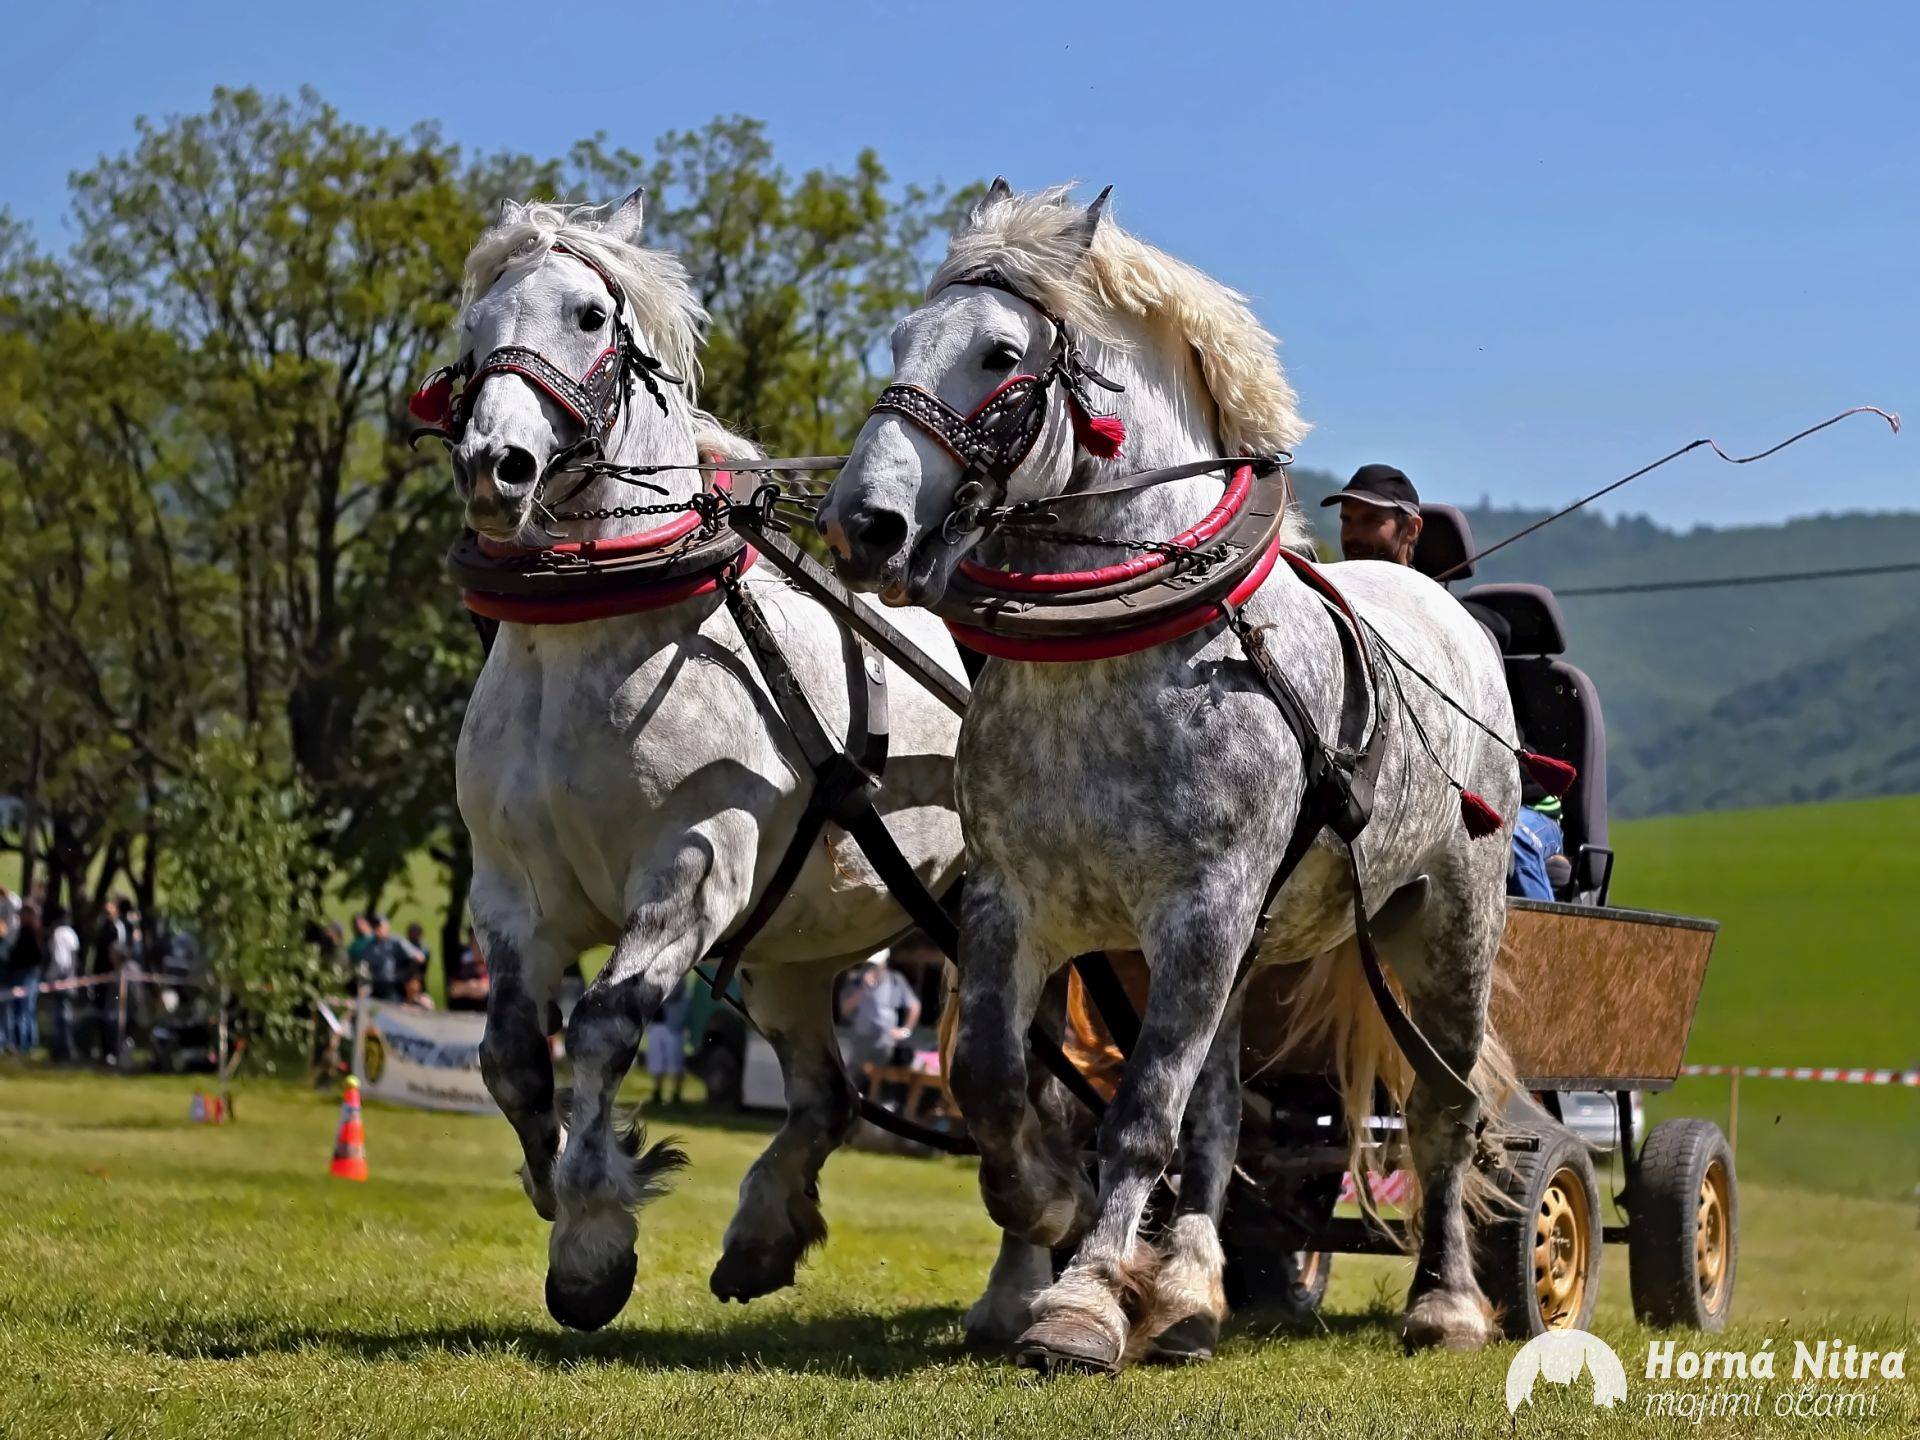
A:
[1629,1119,1737,1331]
[1225,1245,1334,1317]
[1474,1121,1603,1338]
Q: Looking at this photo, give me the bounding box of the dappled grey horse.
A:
[821,183,1521,1369]
[440,195,971,1330]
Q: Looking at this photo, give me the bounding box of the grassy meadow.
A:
[1,795,1914,1437]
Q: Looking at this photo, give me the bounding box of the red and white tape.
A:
[1683,1064,1918,1087]
[1339,1169,1413,1207]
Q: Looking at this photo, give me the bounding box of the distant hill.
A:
[1290,467,1920,817]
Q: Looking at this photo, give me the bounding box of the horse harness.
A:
[408,240,691,513]
[431,256,1482,1144]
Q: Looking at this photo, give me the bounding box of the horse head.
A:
[432,191,714,546]
[820,180,1113,605]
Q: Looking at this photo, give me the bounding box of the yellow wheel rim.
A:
[1696,1159,1731,1311]
[1533,1166,1592,1329]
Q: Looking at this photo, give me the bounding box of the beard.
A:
[1342,536,1402,563]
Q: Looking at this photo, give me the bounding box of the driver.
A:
[1326,464,1567,891]
[1322,464,1424,564]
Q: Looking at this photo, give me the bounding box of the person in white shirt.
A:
[45,906,81,1061]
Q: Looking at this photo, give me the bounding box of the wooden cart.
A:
[1222,898,1737,1336]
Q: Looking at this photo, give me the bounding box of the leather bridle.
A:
[868,268,1126,544]
[408,241,688,510]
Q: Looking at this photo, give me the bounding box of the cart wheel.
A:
[1629,1119,1737,1331]
[1475,1122,1602,1338]
[1225,1246,1333,1316]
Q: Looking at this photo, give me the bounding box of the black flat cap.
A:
[1321,464,1420,515]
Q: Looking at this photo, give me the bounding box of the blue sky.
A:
[3,1,1913,527]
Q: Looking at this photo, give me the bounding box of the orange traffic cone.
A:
[329,1076,368,1182]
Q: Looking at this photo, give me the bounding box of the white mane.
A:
[932,185,1310,459]
[461,201,757,462]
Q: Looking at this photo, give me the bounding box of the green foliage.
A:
[1,90,969,927]
[156,732,324,1049]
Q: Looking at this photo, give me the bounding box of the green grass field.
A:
[1612,796,1919,1198]
[2,795,1915,1437]
[1,1069,1913,1440]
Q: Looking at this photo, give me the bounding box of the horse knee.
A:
[949,1042,1025,1138]
[565,983,644,1075]
[479,1010,552,1115]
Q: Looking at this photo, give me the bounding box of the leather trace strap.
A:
[706,577,892,999]
[1228,586,1481,1124]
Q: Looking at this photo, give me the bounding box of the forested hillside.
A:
[1293,468,1920,817]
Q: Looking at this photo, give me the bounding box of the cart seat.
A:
[1460,583,1610,902]
[1412,503,1476,584]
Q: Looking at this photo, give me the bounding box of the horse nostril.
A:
[497,446,537,490]
[850,509,908,565]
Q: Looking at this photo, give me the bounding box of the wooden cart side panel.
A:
[1491,901,1718,1087]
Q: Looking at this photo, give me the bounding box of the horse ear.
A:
[498,197,529,226]
[606,186,646,245]
[1070,185,1113,253]
[968,175,1013,226]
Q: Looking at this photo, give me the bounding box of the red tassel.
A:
[1518,749,1578,797]
[1459,789,1503,839]
[409,371,454,429]
[1067,393,1126,459]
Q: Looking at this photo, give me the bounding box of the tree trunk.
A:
[19,722,44,897]
[438,830,472,1004]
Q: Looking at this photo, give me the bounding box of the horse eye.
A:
[580,306,607,333]
[982,343,1021,373]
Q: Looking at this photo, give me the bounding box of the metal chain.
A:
[989,520,1225,572]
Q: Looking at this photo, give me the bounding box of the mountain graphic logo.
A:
[1505,1329,1629,1413]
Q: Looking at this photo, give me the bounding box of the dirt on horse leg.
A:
[947,880,1093,1254]
[1018,894,1244,1376]
[477,935,566,1221]
[710,958,857,1303]
[1142,989,1246,1365]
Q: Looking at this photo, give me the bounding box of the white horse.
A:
[447,194,967,1330]
[821,183,1520,1369]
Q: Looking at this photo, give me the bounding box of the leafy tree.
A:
[157,731,325,1064]
[3,92,975,957]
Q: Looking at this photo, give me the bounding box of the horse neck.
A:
[555,389,703,544]
[983,315,1228,574]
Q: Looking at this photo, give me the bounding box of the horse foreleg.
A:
[947,877,1093,1252]
[965,1231,1055,1347]
[545,885,704,1331]
[1018,890,1246,1375]
[1395,852,1502,1353]
[710,958,856,1303]
[476,933,567,1221]
[1142,989,1246,1365]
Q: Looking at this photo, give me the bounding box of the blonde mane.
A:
[931,185,1309,458]
[461,201,757,462]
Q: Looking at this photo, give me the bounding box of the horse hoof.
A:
[545,1250,637,1331]
[1146,1313,1219,1366]
[708,1245,798,1304]
[1401,1290,1493,1353]
[1014,1315,1123,1376]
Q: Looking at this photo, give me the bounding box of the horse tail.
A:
[1258,940,1518,1245]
